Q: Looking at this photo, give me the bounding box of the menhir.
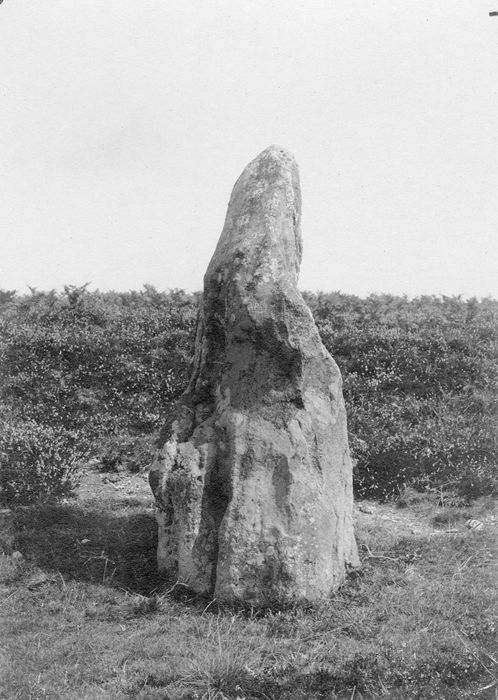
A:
[150,145,359,604]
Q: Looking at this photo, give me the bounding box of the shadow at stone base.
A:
[13,501,161,595]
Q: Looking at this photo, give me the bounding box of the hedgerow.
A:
[0,286,496,504]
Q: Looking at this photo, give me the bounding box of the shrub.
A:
[307,292,498,500]
[1,287,497,503]
[0,418,86,506]
[0,286,196,438]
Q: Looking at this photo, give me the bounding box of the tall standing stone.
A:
[150,145,359,604]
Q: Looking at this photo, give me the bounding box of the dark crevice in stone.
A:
[197,447,232,594]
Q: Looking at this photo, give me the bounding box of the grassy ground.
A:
[0,481,497,699]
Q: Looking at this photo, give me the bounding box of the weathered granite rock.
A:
[150,145,359,604]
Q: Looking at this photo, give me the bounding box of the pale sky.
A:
[1,1,497,297]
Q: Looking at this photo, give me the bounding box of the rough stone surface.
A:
[150,145,359,604]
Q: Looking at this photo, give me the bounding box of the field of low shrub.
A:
[0,285,497,505]
[305,292,498,500]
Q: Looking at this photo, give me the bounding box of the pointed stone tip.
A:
[258,144,296,162]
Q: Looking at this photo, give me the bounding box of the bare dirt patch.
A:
[75,465,153,506]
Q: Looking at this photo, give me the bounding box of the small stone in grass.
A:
[358,504,374,514]
[466,519,484,532]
